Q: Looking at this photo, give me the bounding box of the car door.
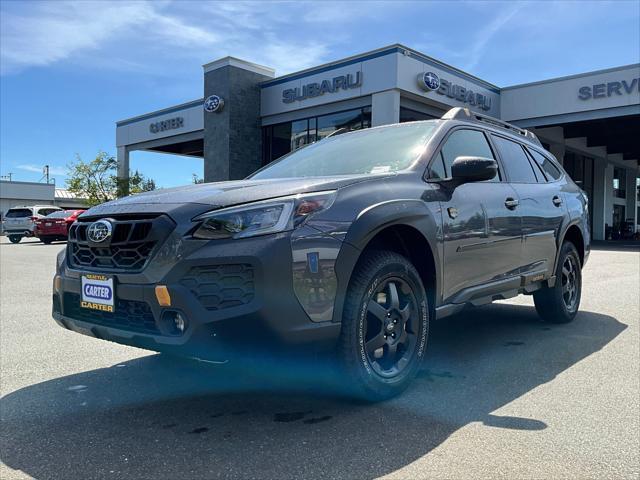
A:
[490,135,565,279]
[432,128,522,302]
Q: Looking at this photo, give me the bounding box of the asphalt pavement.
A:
[1,236,638,479]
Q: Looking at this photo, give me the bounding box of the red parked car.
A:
[35,209,85,244]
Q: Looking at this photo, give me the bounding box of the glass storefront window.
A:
[613,167,626,199]
[291,119,309,151]
[399,107,437,122]
[262,107,371,165]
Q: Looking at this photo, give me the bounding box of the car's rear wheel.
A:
[533,241,582,323]
[339,250,429,401]
[41,236,53,244]
[8,235,22,244]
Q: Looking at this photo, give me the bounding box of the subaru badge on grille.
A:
[87,220,113,243]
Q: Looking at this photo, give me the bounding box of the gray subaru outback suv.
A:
[52,107,590,400]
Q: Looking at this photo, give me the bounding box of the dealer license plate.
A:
[80,274,115,312]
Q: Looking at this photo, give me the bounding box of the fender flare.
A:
[331,199,441,323]
[553,218,585,273]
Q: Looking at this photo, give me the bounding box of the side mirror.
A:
[450,156,497,183]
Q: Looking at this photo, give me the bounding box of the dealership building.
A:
[115,44,640,241]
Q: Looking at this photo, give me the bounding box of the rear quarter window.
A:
[5,208,32,218]
[526,147,562,181]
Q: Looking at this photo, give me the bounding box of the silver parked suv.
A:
[2,205,62,243]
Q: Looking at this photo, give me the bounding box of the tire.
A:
[533,241,582,323]
[339,250,429,401]
[41,237,53,244]
[8,235,22,244]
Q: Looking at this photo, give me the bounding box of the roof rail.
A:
[442,107,542,146]
[324,127,349,139]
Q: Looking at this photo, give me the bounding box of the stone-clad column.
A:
[202,57,275,182]
[116,146,129,197]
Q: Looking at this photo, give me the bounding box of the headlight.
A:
[192,190,337,240]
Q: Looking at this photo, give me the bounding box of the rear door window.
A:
[491,135,538,183]
[526,147,562,181]
[6,208,32,218]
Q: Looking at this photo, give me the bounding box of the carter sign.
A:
[149,117,184,134]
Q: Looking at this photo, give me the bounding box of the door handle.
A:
[505,198,519,210]
[552,195,563,207]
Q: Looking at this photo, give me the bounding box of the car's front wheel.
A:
[8,235,22,244]
[339,250,429,401]
[533,241,582,323]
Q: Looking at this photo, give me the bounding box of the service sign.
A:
[81,274,114,312]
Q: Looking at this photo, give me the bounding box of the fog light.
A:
[155,285,171,306]
[159,310,188,336]
[174,312,186,333]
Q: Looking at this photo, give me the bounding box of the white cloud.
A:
[17,164,66,176]
[0,0,382,77]
[0,1,218,75]
[463,3,523,71]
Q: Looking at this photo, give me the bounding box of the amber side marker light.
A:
[54,276,61,291]
[155,285,171,306]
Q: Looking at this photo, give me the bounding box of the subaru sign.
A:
[418,72,492,111]
[282,72,363,103]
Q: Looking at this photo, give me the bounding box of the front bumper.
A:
[53,231,341,359]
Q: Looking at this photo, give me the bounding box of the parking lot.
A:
[0,236,638,479]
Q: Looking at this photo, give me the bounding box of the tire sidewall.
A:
[351,256,429,396]
[556,243,582,318]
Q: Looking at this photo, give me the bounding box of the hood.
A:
[80,175,382,219]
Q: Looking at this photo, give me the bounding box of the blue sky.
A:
[1,0,639,188]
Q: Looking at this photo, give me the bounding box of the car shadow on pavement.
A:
[0,304,625,480]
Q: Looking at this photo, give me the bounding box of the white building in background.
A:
[0,180,87,217]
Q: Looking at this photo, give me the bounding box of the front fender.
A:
[330,199,442,323]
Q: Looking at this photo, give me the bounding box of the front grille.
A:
[67,215,174,272]
[63,292,158,334]
[180,264,255,311]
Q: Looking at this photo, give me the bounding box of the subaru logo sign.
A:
[204,95,224,113]
[87,220,113,243]
[418,72,440,91]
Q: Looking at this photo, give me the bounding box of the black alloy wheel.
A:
[339,250,429,401]
[561,254,579,312]
[364,277,420,378]
[534,241,582,323]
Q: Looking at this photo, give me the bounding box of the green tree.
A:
[192,173,205,184]
[66,151,155,206]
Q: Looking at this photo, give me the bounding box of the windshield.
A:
[251,121,438,179]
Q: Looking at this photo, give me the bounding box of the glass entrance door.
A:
[563,151,595,235]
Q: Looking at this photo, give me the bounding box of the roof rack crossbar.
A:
[442,108,542,146]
